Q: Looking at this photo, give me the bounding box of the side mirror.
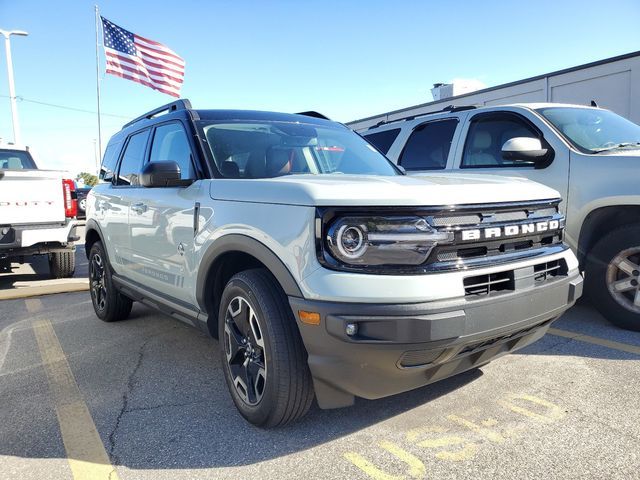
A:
[501,137,549,166]
[140,161,191,187]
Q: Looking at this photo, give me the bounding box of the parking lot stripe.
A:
[32,318,120,480]
[548,328,640,356]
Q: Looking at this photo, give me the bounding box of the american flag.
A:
[101,17,185,98]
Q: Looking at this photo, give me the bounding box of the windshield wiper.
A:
[592,142,640,153]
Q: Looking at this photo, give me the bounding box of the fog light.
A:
[345,322,358,336]
[1,228,8,235]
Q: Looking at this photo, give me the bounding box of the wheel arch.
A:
[196,235,304,338]
[84,219,105,260]
[578,205,640,265]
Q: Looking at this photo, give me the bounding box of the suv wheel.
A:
[218,269,314,427]
[89,241,132,322]
[585,225,640,331]
[49,251,76,279]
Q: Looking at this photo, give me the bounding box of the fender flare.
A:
[196,234,304,311]
[84,218,106,259]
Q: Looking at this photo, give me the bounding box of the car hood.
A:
[208,173,560,207]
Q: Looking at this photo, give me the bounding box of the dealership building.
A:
[347,50,640,131]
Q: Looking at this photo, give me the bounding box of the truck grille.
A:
[426,200,565,270]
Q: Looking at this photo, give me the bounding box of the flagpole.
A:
[94,5,102,175]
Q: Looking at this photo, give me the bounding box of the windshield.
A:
[199,121,399,178]
[0,149,36,169]
[537,107,640,153]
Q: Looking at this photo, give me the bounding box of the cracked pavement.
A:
[1,292,639,480]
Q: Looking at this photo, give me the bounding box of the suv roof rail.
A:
[366,104,477,130]
[122,99,193,130]
[296,111,331,120]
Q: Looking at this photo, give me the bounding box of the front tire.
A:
[88,241,132,322]
[218,269,314,427]
[585,225,640,331]
[49,250,75,278]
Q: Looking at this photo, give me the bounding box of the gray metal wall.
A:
[347,52,640,132]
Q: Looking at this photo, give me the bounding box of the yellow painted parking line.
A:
[32,317,119,480]
[548,327,640,356]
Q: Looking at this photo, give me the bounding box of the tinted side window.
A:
[100,142,121,181]
[461,116,538,168]
[363,128,401,154]
[399,120,458,170]
[117,130,150,186]
[149,123,195,179]
[0,150,36,169]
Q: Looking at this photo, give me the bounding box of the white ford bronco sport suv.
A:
[360,103,640,331]
[86,100,582,427]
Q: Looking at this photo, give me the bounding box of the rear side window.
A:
[117,130,150,186]
[399,120,458,170]
[461,115,539,168]
[363,128,401,154]
[100,142,121,181]
[0,150,36,169]
[149,122,196,180]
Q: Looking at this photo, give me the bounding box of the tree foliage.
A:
[77,172,98,187]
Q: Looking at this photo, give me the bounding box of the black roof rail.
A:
[442,104,477,113]
[296,111,331,120]
[122,99,192,129]
[365,104,477,130]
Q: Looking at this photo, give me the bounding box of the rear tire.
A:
[88,241,132,322]
[49,251,75,279]
[218,268,314,427]
[585,225,640,331]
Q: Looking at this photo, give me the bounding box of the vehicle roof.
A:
[0,143,29,151]
[111,106,341,144]
[362,102,604,132]
[195,109,338,126]
[510,102,601,110]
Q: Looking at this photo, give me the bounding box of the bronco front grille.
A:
[426,200,565,270]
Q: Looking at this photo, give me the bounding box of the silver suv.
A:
[86,100,582,427]
[359,103,640,330]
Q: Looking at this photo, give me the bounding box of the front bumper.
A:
[290,269,583,409]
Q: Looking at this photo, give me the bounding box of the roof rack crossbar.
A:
[122,99,192,129]
[295,111,331,120]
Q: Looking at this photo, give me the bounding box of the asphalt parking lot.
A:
[1,269,640,479]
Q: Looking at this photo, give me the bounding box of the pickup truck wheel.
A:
[218,268,314,427]
[48,251,75,279]
[89,241,132,322]
[585,225,640,331]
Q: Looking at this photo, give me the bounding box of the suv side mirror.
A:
[501,137,548,166]
[140,161,191,187]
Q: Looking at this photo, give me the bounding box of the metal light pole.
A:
[0,29,28,145]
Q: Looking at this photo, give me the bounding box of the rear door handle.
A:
[131,202,148,214]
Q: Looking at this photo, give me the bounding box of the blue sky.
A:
[1,0,639,173]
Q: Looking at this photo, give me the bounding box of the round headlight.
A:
[336,224,367,259]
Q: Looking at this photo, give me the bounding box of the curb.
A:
[0,280,89,301]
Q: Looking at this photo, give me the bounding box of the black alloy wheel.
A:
[223,295,268,406]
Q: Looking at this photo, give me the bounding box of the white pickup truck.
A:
[0,144,79,278]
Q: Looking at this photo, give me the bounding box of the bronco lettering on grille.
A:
[461,220,560,242]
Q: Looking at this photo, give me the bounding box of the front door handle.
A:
[131,202,148,214]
